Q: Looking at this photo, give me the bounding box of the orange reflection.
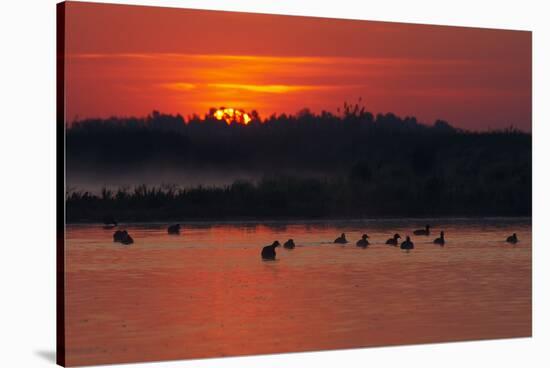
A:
[65,221,532,365]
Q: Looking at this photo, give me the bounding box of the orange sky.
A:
[64,2,532,131]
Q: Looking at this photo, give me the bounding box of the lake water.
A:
[65,218,531,366]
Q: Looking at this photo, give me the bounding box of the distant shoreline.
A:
[66,111,531,224]
[65,215,532,226]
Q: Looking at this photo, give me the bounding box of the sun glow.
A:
[212,107,252,125]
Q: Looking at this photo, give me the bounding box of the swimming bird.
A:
[113,230,125,242]
[506,233,518,244]
[356,234,369,248]
[400,236,414,250]
[283,239,296,249]
[433,231,445,245]
[113,230,133,245]
[334,233,348,244]
[167,224,181,235]
[386,233,401,246]
[413,225,430,236]
[261,241,280,260]
[121,233,134,245]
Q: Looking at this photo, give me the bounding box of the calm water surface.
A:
[65,218,531,366]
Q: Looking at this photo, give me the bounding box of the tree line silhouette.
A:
[66,105,531,222]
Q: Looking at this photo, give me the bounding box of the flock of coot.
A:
[104,217,520,261]
[260,225,520,260]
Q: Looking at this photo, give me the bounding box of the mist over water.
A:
[67,164,331,193]
[68,165,260,192]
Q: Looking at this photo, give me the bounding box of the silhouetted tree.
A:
[66,105,531,221]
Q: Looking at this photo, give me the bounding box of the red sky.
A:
[64,2,532,131]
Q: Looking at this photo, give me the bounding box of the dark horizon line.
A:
[65,213,533,225]
[66,108,532,134]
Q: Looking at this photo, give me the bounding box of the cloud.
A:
[69,52,477,67]
[206,83,328,94]
[160,82,196,91]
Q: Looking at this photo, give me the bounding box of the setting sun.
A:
[213,107,252,125]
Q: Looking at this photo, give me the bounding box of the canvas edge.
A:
[56,1,67,367]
